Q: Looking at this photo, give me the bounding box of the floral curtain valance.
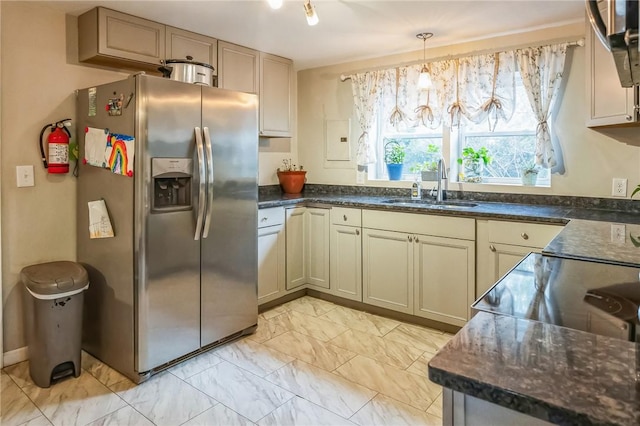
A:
[348,42,570,168]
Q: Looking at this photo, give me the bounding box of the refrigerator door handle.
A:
[194,126,206,240]
[202,127,214,238]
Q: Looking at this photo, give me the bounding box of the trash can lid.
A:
[21,261,89,296]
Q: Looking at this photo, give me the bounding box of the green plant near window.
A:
[384,141,406,164]
[457,146,491,183]
[521,162,539,176]
[409,144,441,172]
[457,146,492,166]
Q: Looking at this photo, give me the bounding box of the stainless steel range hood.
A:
[587,0,639,87]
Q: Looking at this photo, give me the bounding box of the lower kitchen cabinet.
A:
[476,219,563,296]
[285,207,307,290]
[257,207,286,304]
[285,207,330,291]
[330,224,362,301]
[362,228,414,313]
[329,207,363,301]
[414,235,475,326]
[362,210,476,325]
[306,208,330,289]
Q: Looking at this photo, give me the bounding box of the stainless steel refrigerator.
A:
[76,74,258,383]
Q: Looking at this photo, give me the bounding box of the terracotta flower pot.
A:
[277,170,307,194]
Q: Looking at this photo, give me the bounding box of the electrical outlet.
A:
[611,224,626,244]
[16,165,34,187]
[612,178,627,197]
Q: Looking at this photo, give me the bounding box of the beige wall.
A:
[1,2,127,352]
[297,22,640,197]
[1,2,297,352]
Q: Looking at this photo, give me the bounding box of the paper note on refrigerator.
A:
[105,132,135,177]
[88,199,115,239]
[84,127,108,167]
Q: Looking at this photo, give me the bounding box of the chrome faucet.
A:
[436,158,447,202]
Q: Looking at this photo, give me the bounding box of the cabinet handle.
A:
[343,215,348,221]
[520,232,529,240]
[355,229,360,236]
[489,244,496,252]
[414,236,419,243]
[260,217,268,222]
[408,235,412,241]
[626,115,633,121]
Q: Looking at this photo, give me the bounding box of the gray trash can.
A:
[21,261,89,388]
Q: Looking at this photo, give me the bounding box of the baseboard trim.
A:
[3,346,28,366]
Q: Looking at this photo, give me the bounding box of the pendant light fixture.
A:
[267,0,283,9]
[416,32,434,89]
[304,0,319,26]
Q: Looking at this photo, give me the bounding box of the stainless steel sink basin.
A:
[430,201,478,209]
[381,199,477,209]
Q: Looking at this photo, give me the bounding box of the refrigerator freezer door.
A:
[136,76,203,372]
[200,88,259,346]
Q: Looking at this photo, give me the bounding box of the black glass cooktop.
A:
[473,253,640,341]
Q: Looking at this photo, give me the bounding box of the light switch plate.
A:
[16,165,34,187]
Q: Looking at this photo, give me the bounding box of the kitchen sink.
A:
[381,199,478,209]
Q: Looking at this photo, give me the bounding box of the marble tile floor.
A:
[1,296,453,426]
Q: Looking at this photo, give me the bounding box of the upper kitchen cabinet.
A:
[260,53,293,138]
[586,12,640,127]
[78,7,165,72]
[165,27,217,75]
[217,41,259,94]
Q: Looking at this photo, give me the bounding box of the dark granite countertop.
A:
[259,192,640,224]
[428,312,640,426]
[259,191,640,266]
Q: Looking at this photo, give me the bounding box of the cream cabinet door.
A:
[585,7,639,126]
[413,234,475,326]
[258,224,285,304]
[330,224,362,301]
[260,53,292,137]
[165,26,217,74]
[306,208,330,289]
[285,208,306,290]
[362,228,413,314]
[218,41,259,94]
[78,7,165,69]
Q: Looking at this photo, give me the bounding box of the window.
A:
[369,113,443,181]
[455,75,549,186]
[368,71,548,186]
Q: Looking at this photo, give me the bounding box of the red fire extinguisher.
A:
[39,119,72,174]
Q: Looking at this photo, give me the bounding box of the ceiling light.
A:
[304,0,319,26]
[416,32,434,89]
[267,0,283,10]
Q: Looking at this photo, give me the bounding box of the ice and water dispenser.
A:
[152,158,192,211]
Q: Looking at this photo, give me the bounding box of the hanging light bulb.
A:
[267,0,283,9]
[304,0,319,26]
[416,32,434,89]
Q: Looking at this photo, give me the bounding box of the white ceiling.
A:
[38,0,585,70]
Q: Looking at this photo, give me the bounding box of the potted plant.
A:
[411,144,441,181]
[457,146,491,183]
[521,162,539,186]
[276,159,306,194]
[384,140,406,181]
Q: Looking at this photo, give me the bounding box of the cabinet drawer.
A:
[487,220,563,248]
[362,210,474,240]
[258,207,285,228]
[331,207,362,227]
